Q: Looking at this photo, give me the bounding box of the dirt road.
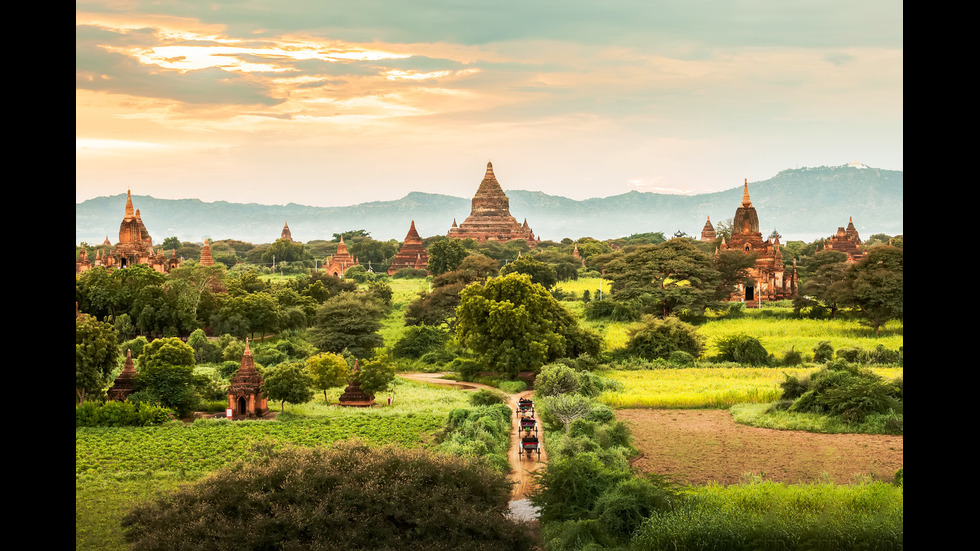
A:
[399,373,547,499]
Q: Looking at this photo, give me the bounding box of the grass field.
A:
[556,277,903,359]
[76,377,469,551]
[598,367,903,409]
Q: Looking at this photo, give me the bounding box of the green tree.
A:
[428,239,470,275]
[75,314,120,404]
[844,246,903,335]
[603,238,723,318]
[455,273,602,376]
[351,355,396,399]
[309,292,386,358]
[305,352,350,402]
[135,337,198,415]
[262,362,315,412]
[499,255,558,290]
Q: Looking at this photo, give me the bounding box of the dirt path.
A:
[618,409,904,486]
[399,373,546,499]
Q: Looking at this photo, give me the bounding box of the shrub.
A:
[836,346,862,362]
[121,440,533,550]
[668,350,696,367]
[813,341,834,363]
[781,347,804,366]
[469,388,506,406]
[714,334,771,366]
[120,335,149,359]
[530,451,632,523]
[593,476,680,540]
[392,324,450,360]
[535,363,582,397]
[625,316,705,361]
[861,344,902,365]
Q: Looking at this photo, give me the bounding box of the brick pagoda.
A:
[387,220,429,275]
[718,179,797,305]
[823,217,865,263]
[447,162,538,246]
[227,339,269,419]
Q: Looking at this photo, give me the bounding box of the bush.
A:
[121,440,533,550]
[714,334,771,366]
[120,336,149,359]
[535,363,583,397]
[626,316,705,361]
[593,476,680,540]
[781,347,804,366]
[813,341,834,363]
[668,350,696,367]
[392,324,450,360]
[469,388,506,406]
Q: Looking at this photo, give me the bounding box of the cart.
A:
[520,435,541,460]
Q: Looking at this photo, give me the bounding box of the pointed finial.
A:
[741,178,752,207]
[244,338,251,355]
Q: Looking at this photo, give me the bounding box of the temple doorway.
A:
[237,396,247,417]
[745,285,755,301]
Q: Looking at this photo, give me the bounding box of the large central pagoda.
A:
[447,162,538,245]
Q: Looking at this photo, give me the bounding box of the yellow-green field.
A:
[556,277,903,359]
[598,367,904,409]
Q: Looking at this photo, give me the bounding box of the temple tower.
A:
[718,179,796,305]
[447,162,537,245]
[387,220,429,275]
[227,339,269,419]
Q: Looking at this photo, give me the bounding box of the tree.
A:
[309,292,386,358]
[499,255,558,290]
[305,352,350,401]
[603,238,723,318]
[76,314,120,404]
[455,273,602,376]
[541,393,594,434]
[135,337,198,415]
[263,362,314,412]
[427,239,469,275]
[351,355,396,399]
[844,246,903,336]
[161,236,182,251]
[794,251,851,317]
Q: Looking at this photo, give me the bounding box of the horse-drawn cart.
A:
[516,397,534,417]
[520,435,541,460]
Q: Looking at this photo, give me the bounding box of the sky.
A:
[76,1,903,208]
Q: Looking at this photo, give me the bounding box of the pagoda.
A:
[700,216,717,242]
[718,179,796,305]
[227,339,269,419]
[387,220,429,275]
[107,349,138,402]
[199,239,214,266]
[447,162,537,246]
[823,217,865,263]
[92,190,176,273]
[280,221,293,242]
[338,360,374,407]
[322,235,358,277]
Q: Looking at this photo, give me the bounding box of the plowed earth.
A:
[617,409,904,486]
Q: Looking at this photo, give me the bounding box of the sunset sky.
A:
[76,1,903,207]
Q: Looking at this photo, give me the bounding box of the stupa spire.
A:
[741,178,752,207]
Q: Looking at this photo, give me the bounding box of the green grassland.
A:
[76,378,470,551]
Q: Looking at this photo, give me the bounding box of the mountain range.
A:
[75,163,902,246]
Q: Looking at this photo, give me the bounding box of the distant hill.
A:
[75,164,902,246]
